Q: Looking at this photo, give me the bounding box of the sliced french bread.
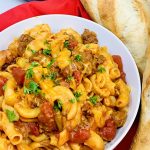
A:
[80,0,102,24]
[130,43,150,150]
[81,0,150,74]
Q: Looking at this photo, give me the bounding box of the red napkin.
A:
[0,0,90,31]
[0,0,138,149]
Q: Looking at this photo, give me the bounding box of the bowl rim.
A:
[0,14,141,150]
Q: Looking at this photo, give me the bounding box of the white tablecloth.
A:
[0,0,25,14]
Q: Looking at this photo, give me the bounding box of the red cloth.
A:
[0,0,90,31]
[0,0,138,149]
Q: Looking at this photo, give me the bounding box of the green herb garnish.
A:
[31,49,36,54]
[43,49,51,56]
[69,98,76,103]
[98,66,106,73]
[47,59,55,68]
[74,92,82,101]
[6,109,19,122]
[89,96,98,105]
[49,72,57,80]
[66,75,73,82]
[24,81,41,95]
[2,84,7,91]
[26,68,34,79]
[44,40,49,45]
[31,62,39,67]
[75,55,82,62]
[23,86,31,94]
[54,80,60,86]
[64,40,69,48]
[53,100,62,111]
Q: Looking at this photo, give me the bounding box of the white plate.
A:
[0,14,141,150]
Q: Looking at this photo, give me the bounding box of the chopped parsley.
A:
[89,96,98,105]
[26,68,34,79]
[54,80,60,86]
[98,66,106,73]
[43,49,51,56]
[23,86,30,94]
[31,49,36,54]
[44,40,49,45]
[69,98,76,103]
[31,62,39,67]
[74,91,82,101]
[44,40,51,49]
[66,75,73,82]
[53,100,62,111]
[86,44,90,48]
[47,59,55,68]
[24,81,41,95]
[26,62,39,79]
[64,40,69,48]
[2,84,7,91]
[41,92,46,98]
[75,55,82,62]
[49,72,57,80]
[6,109,19,122]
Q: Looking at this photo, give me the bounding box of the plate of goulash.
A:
[0,15,141,150]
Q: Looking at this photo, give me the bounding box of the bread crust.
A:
[98,0,121,39]
[80,0,102,24]
[81,0,150,74]
[131,51,150,149]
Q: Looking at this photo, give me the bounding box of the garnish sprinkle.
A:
[98,66,106,73]
[53,100,62,111]
[69,98,76,103]
[89,96,98,105]
[47,59,55,68]
[6,109,19,122]
[43,49,51,56]
[24,81,41,95]
[74,91,82,101]
[75,55,82,62]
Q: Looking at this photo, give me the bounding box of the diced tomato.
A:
[99,118,116,141]
[69,127,90,143]
[0,76,8,96]
[12,67,25,86]
[112,55,123,72]
[73,70,82,86]
[112,55,126,82]
[120,72,126,83]
[28,122,40,136]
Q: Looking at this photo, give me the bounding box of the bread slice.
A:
[81,0,150,73]
[139,0,150,33]
[80,0,102,24]
[130,45,150,150]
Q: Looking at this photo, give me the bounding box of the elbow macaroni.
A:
[0,24,130,150]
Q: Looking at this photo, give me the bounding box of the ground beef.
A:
[68,38,78,50]
[61,65,72,78]
[14,121,40,137]
[38,101,57,132]
[112,110,127,127]
[81,50,93,62]
[81,29,98,44]
[18,34,34,56]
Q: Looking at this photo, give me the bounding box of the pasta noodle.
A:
[0,112,22,145]
[0,24,130,150]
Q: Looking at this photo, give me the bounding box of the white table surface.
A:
[0,0,26,14]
